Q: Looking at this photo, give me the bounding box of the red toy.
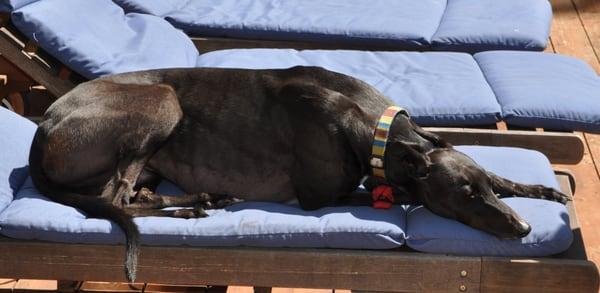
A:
[371,185,394,209]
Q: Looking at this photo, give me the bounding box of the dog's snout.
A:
[515,219,532,238]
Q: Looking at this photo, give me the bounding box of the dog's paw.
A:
[533,186,572,204]
[173,207,209,218]
[215,196,244,209]
[197,193,243,210]
[134,187,155,203]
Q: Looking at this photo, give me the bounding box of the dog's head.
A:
[383,136,532,239]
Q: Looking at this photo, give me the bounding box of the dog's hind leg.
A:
[488,172,571,204]
[33,81,184,281]
[126,188,243,210]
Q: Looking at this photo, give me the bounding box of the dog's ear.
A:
[385,140,432,182]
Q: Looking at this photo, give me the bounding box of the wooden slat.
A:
[58,67,71,80]
[226,286,254,293]
[7,92,25,115]
[425,127,585,164]
[0,27,74,97]
[480,258,599,292]
[13,280,57,292]
[0,239,482,293]
[0,279,16,292]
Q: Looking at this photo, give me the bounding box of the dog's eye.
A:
[460,185,474,198]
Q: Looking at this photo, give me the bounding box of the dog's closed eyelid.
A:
[460,185,473,195]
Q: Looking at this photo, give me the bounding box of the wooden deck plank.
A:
[551,0,599,70]
[78,282,144,293]
[571,0,600,63]
[225,286,254,293]
[555,134,600,269]
[571,0,600,183]
[0,279,16,292]
[549,0,600,273]
[13,280,57,292]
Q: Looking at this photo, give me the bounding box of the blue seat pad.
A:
[112,0,552,53]
[0,107,37,214]
[11,0,198,79]
[196,49,500,126]
[114,0,448,50]
[475,51,600,132]
[432,0,552,53]
[406,146,572,256]
[11,0,600,132]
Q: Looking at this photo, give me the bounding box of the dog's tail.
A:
[28,128,140,282]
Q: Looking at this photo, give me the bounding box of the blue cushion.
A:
[406,146,572,256]
[0,0,35,12]
[11,0,198,79]
[113,0,448,50]
[0,178,406,248]
[0,107,37,215]
[475,51,600,132]
[196,49,501,126]
[0,144,571,256]
[432,0,552,53]
[111,0,190,16]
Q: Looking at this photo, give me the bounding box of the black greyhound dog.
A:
[29,66,570,281]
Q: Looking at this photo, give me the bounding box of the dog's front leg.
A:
[488,172,571,204]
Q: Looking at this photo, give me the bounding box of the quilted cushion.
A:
[432,0,552,53]
[475,51,600,132]
[0,107,37,214]
[406,146,573,256]
[11,0,198,79]
[0,178,407,248]
[114,0,448,50]
[196,49,501,126]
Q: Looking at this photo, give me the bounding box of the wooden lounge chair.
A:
[0,13,585,165]
[0,173,596,293]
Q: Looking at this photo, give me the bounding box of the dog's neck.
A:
[348,106,434,180]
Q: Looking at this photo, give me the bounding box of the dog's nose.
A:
[516,219,532,238]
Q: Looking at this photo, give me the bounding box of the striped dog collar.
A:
[370,106,409,180]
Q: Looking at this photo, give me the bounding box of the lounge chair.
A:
[0,1,598,291]
[1,0,598,164]
[0,103,597,292]
[111,0,553,54]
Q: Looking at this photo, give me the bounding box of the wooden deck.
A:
[1,0,600,292]
[549,0,600,277]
